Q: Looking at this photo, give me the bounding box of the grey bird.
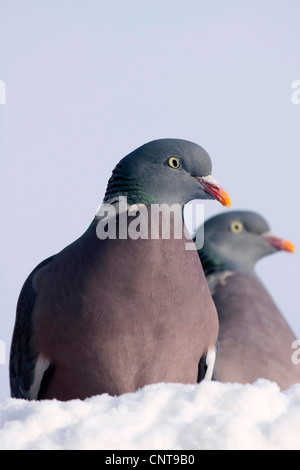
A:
[10,138,231,401]
[197,210,298,390]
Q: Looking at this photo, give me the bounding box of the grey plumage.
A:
[10,138,230,400]
[197,210,298,390]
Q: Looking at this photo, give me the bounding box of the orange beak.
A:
[261,233,296,253]
[197,175,231,208]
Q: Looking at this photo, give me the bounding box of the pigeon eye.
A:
[230,221,244,234]
[168,156,181,169]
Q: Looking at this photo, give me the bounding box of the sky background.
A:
[0,0,300,400]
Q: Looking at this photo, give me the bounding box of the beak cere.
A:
[261,232,296,253]
[197,175,231,208]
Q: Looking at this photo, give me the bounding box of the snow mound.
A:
[1,379,300,450]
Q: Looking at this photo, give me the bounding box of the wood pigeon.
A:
[197,210,299,390]
[10,138,231,400]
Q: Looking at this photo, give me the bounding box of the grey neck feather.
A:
[198,244,259,280]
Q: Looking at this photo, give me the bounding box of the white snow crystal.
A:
[0,379,300,450]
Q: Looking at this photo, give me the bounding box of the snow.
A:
[1,379,300,450]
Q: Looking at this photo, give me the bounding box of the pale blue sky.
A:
[1,0,300,399]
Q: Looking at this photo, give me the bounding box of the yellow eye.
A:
[168,156,181,169]
[230,221,244,234]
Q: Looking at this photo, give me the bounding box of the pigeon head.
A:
[103,138,231,207]
[198,210,295,276]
